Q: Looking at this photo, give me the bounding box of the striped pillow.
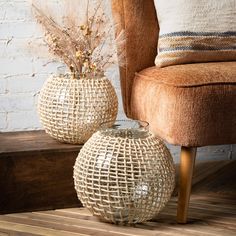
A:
[154,0,236,67]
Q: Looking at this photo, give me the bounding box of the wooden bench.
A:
[0,131,82,214]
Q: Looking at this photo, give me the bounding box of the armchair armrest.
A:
[112,0,159,116]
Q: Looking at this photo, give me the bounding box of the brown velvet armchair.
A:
[112,0,236,223]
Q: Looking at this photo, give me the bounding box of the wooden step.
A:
[0,131,83,214]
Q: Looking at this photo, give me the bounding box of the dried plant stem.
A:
[32,0,126,79]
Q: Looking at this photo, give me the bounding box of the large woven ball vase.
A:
[38,74,118,144]
[73,120,175,224]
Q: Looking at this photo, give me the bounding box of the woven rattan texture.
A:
[73,131,175,224]
[38,75,118,144]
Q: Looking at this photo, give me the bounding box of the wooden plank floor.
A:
[0,160,235,236]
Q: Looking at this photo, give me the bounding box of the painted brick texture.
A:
[0,0,125,132]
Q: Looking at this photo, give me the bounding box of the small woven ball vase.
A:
[38,74,118,144]
[73,120,175,224]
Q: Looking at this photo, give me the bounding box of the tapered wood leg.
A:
[177,146,197,223]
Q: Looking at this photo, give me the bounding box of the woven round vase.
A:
[73,120,175,224]
[38,74,118,144]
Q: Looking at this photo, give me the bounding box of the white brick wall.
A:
[0,0,234,161]
[0,0,126,131]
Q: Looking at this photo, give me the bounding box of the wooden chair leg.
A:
[177,146,197,224]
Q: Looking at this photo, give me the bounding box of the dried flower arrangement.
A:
[32,0,125,79]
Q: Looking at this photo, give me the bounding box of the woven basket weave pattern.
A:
[38,75,118,144]
[74,131,175,224]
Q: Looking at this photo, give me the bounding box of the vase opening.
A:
[56,66,105,80]
[99,119,150,139]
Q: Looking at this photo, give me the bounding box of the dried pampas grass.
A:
[32,0,125,79]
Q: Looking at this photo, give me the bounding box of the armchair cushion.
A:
[131,62,236,147]
[154,0,236,67]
